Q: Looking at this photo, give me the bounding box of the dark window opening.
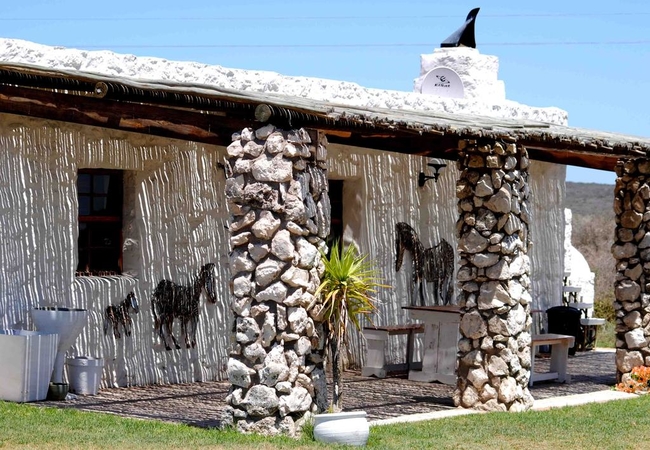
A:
[328,179,344,246]
[76,169,123,276]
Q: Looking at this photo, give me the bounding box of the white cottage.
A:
[0,34,648,432]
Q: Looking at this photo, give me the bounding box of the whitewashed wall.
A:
[0,113,232,386]
[327,144,459,365]
[0,112,566,383]
[327,144,566,366]
[529,161,567,321]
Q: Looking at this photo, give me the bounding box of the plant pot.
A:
[313,411,369,446]
[46,382,69,401]
[67,357,103,395]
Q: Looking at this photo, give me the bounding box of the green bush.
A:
[593,297,615,323]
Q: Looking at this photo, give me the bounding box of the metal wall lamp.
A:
[418,160,447,187]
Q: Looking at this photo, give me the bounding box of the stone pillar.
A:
[223,125,330,435]
[454,139,534,412]
[612,158,650,382]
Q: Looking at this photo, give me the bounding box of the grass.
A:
[596,320,616,348]
[371,395,650,450]
[0,402,307,450]
[2,395,650,449]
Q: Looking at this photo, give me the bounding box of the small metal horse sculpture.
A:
[151,263,217,351]
[104,291,140,339]
[395,222,455,306]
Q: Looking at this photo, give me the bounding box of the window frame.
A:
[76,169,124,277]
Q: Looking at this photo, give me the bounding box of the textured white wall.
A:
[528,161,567,316]
[328,144,459,364]
[0,114,567,379]
[0,113,232,386]
[327,146,566,366]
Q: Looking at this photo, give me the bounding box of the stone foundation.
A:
[223,125,330,435]
[453,139,534,412]
[613,158,650,382]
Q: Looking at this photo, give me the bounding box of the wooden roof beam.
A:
[525,147,619,171]
[0,85,254,146]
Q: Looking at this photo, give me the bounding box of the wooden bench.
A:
[362,324,424,378]
[530,333,574,386]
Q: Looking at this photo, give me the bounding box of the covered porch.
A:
[1,60,649,433]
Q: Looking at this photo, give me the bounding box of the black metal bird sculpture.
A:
[440,7,480,49]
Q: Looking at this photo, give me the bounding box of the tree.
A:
[316,241,387,411]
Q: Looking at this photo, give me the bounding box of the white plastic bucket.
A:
[66,357,103,395]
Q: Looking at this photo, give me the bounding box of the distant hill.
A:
[564,182,615,218]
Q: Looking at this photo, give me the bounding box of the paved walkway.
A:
[38,349,619,428]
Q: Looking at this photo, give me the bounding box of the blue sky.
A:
[4,0,649,184]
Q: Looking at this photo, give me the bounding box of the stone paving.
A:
[37,349,617,428]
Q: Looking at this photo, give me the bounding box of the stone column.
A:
[612,158,650,382]
[454,139,534,412]
[223,125,330,436]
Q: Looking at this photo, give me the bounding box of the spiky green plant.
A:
[316,240,388,412]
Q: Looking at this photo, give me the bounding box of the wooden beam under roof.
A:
[0,84,460,157]
[0,85,253,147]
[525,147,619,172]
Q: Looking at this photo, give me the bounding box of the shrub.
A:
[593,297,616,323]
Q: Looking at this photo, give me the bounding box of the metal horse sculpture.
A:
[395,222,455,306]
[151,263,217,351]
[104,291,140,339]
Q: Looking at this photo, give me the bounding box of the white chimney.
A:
[414,47,506,102]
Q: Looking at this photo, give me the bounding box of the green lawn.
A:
[596,320,616,348]
[2,395,650,449]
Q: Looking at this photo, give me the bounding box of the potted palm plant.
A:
[312,240,387,446]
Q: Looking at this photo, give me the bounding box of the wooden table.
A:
[402,305,461,385]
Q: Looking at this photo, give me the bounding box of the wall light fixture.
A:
[418,159,447,187]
